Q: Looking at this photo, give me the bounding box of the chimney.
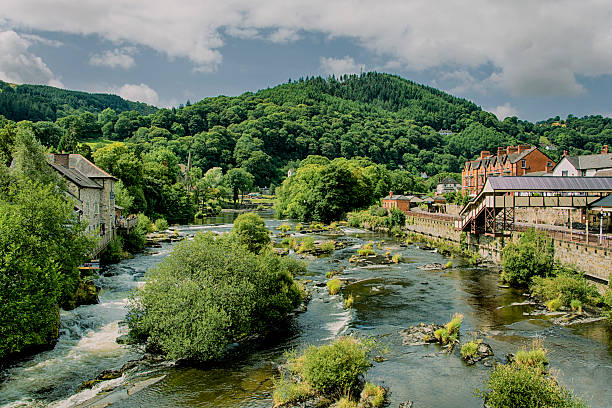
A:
[53,153,69,168]
[497,147,505,157]
[506,145,519,155]
[389,191,393,197]
[563,150,568,157]
[480,150,491,159]
[517,144,531,154]
[602,145,609,154]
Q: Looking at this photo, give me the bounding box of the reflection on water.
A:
[1,214,611,407]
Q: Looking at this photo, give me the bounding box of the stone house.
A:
[552,145,612,177]
[48,153,117,242]
[462,145,555,196]
[436,176,461,195]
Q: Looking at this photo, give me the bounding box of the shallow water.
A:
[1,213,611,407]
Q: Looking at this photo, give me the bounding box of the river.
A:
[1,213,611,407]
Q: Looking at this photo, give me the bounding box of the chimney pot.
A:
[480,150,491,159]
[602,145,609,154]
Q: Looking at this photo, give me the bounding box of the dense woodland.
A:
[1,72,611,222]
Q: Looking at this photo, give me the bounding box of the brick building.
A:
[462,145,555,196]
[382,192,412,212]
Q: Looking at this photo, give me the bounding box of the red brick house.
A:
[382,192,412,212]
[462,145,555,196]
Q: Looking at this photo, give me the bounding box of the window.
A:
[547,161,552,167]
[521,159,526,168]
[562,170,568,176]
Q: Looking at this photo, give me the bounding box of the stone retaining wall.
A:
[404,214,611,285]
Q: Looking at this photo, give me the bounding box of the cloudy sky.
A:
[2,0,612,121]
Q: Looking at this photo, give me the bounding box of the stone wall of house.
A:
[404,213,611,285]
[514,207,581,227]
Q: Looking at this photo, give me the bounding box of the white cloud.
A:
[3,1,612,95]
[89,47,136,69]
[20,33,63,47]
[110,83,159,105]
[0,30,63,86]
[268,28,300,43]
[320,56,364,76]
[488,103,520,120]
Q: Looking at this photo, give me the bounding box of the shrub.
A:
[501,229,554,287]
[298,337,371,396]
[272,376,312,406]
[434,328,449,344]
[123,213,150,252]
[297,236,316,253]
[327,278,342,295]
[514,339,548,370]
[330,397,358,408]
[344,294,355,309]
[278,223,291,233]
[102,236,127,264]
[391,253,402,263]
[546,298,563,311]
[357,242,375,256]
[531,272,600,308]
[443,260,452,269]
[478,364,586,408]
[319,240,337,253]
[570,299,582,313]
[230,212,271,253]
[295,223,303,231]
[127,232,303,362]
[326,269,341,279]
[361,382,386,407]
[603,286,612,322]
[153,218,168,232]
[461,341,479,359]
[310,222,325,230]
[386,208,406,229]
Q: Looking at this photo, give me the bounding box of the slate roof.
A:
[438,177,460,185]
[559,153,612,171]
[465,147,546,170]
[69,154,117,180]
[384,194,412,200]
[589,194,612,209]
[49,162,102,189]
[485,176,612,192]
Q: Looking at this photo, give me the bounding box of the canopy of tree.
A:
[0,79,156,122]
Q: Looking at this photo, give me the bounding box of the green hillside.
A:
[0,80,157,122]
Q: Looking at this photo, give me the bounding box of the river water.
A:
[1,213,611,407]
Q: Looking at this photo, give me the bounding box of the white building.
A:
[552,146,612,177]
[436,176,461,195]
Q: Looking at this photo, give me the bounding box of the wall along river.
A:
[0,213,610,407]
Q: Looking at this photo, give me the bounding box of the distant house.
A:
[436,176,461,195]
[48,153,117,239]
[438,129,453,136]
[552,145,612,177]
[462,145,555,196]
[382,191,412,213]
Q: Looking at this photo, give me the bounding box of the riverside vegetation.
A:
[501,228,611,318]
[126,213,306,362]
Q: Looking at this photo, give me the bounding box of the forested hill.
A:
[0,80,157,122]
[2,72,611,190]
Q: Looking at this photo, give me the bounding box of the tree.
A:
[501,229,555,287]
[127,232,303,362]
[224,168,254,205]
[231,212,271,253]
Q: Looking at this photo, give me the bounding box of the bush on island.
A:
[127,232,304,362]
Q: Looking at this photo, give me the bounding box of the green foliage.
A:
[546,298,563,312]
[461,341,479,359]
[102,236,128,264]
[327,279,342,295]
[570,299,582,313]
[435,313,463,345]
[272,376,312,406]
[478,363,586,408]
[531,271,600,308]
[230,212,271,253]
[297,236,315,253]
[391,253,402,263]
[501,229,555,287]
[123,213,150,253]
[344,294,355,309]
[127,232,303,362]
[386,208,406,228]
[278,223,291,233]
[0,177,93,359]
[514,340,548,370]
[330,397,358,408]
[360,382,386,407]
[294,337,372,396]
[319,240,337,253]
[153,218,169,232]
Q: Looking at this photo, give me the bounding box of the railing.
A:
[405,210,460,223]
[91,232,112,257]
[512,223,612,250]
